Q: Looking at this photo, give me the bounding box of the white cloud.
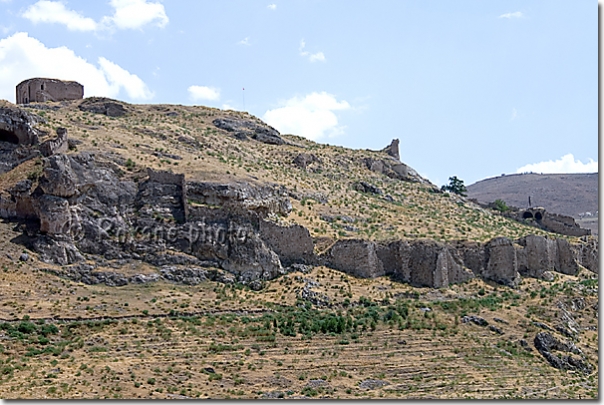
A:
[516,154,597,174]
[299,39,326,63]
[267,3,276,10]
[222,102,236,111]
[22,0,168,32]
[98,57,153,99]
[103,0,168,30]
[22,1,98,31]
[263,91,350,140]
[308,51,325,62]
[188,85,220,101]
[238,37,250,46]
[510,107,518,121]
[0,32,153,101]
[499,11,523,19]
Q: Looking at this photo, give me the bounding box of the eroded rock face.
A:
[187,181,291,217]
[212,117,285,145]
[380,139,400,161]
[38,154,78,198]
[259,220,315,266]
[484,237,520,287]
[327,239,384,278]
[0,148,594,291]
[363,157,435,187]
[0,104,43,145]
[572,237,599,273]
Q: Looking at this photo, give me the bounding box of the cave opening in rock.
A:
[522,211,533,219]
[534,212,543,221]
[0,129,19,144]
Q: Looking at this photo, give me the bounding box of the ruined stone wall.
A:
[541,213,591,237]
[40,127,68,157]
[143,168,187,222]
[16,78,83,104]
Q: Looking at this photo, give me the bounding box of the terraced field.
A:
[0,227,598,399]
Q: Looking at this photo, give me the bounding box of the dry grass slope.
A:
[0,99,598,399]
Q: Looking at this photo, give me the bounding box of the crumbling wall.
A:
[40,127,68,157]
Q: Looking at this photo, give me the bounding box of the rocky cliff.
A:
[0,101,598,291]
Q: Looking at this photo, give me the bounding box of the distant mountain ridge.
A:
[467,172,598,234]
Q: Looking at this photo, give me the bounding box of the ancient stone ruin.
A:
[16,78,83,105]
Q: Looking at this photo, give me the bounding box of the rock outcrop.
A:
[259,220,315,266]
[187,181,291,217]
[326,239,385,279]
[293,153,320,169]
[534,332,593,374]
[212,117,285,145]
[483,237,520,287]
[78,97,127,117]
[380,138,400,161]
[376,239,473,288]
[363,156,434,187]
[0,149,597,291]
[0,103,43,145]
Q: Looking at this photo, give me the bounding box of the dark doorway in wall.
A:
[534,212,543,221]
[0,129,19,144]
[522,211,533,219]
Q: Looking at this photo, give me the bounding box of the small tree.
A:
[441,176,467,197]
[492,198,510,212]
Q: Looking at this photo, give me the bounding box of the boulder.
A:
[352,181,382,195]
[293,153,320,169]
[33,235,84,265]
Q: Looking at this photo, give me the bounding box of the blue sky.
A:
[0,0,597,186]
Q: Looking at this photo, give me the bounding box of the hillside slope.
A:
[467,173,598,217]
[467,173,598,234]
[0,98,598,399]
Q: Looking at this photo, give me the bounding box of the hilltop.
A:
[0,98,598,399]
[467,173,598,235]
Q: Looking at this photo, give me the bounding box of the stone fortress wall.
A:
[16,78,83,104]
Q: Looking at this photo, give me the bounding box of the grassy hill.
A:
[0,98,598,399]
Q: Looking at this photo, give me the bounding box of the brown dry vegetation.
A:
[0,99,598,399]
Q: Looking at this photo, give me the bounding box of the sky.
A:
[0,0,598,186]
